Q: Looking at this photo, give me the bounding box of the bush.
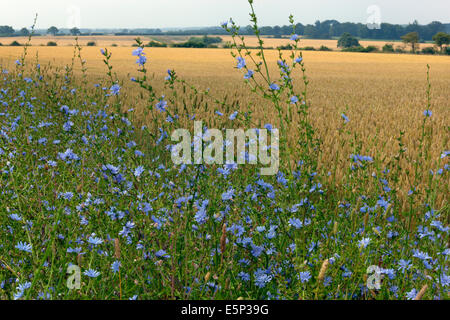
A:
[277,44,293,50]
[145,41,167,48]
[9,40,21,46]
[445,46,450,55]
[337,33,360,48]
[318,45,332,51]
[365,45,378,53]
[111,43,118,47]
[300,46,316,51]
[382,43,394,53]
[341,46,367,52]
[421,47,435,55]
[172,36,223,48]
[395,47,405,53]
[341,45,377,53]
[47,41,57,46]
[86,41,96,46]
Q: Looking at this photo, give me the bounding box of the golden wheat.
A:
[0,45,448,201]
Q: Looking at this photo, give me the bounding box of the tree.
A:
[382,43,395,53]
[0,25,15,36]
[432,32,450,52]
[70,27,81,36]
[47,26,59,36]
[401,32,420,53]
[20,28,29,36]
[337,33,360,48]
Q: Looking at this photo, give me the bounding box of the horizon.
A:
[1,0,449,30]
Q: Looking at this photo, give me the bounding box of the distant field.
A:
[0,35,436,50]
[1,45,447,197]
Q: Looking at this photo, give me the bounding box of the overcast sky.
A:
[1,0,449,30]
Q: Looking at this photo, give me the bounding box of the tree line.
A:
[1,20,449,42]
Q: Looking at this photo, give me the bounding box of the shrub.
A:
[318,45,332,51]
[341,46,366,52]
[47,41,57,46]
[145,41,167,48]
[445,46,450,55]
[337,33,360,48]
[9,40,21,46]
[86,41,96,46]
[300,46,315,51]
[172,36,223,48]
[421,47,435,55]
[382,43,394,53]
[111,43,118,47]
[277,44,293,50]
[365,45,378,53]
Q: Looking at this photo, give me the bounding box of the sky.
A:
[1,0,449,30]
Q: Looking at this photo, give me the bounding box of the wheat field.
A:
[0,35,436,50]
[0,44,448,198]
[0,27,449,300]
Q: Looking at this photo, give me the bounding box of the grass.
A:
[0,3,448,300]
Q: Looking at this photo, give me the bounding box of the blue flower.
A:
[289,218,303,229]
[269,83,280,91]
[155,249,170,259]
[84,269,101,278]
[13,282,31,300]
[238,271,250,281]
[412,250,431,260]
[132,47,144,56]
[221,188,235,201]
[87,236,103,246]
[16,241,32,253]
[111,260,121,273]
[156,99,167,112]
[244,69,254,79]
[423,109,432,117]
[110,84,121,96]
[63,121,74,131]
[290,34,299,41]
[341,113,349,123]
[236,57,246,69]
[134,166,145,178]
[290,96,299,104]
[299,271,311,283]
[406,288,418,300]
[440,273,450,287]
[229,111,238,120]
[9,213,22,221]
[358,237,371,249]
[136,55,147,66]
[254,268,272,288]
